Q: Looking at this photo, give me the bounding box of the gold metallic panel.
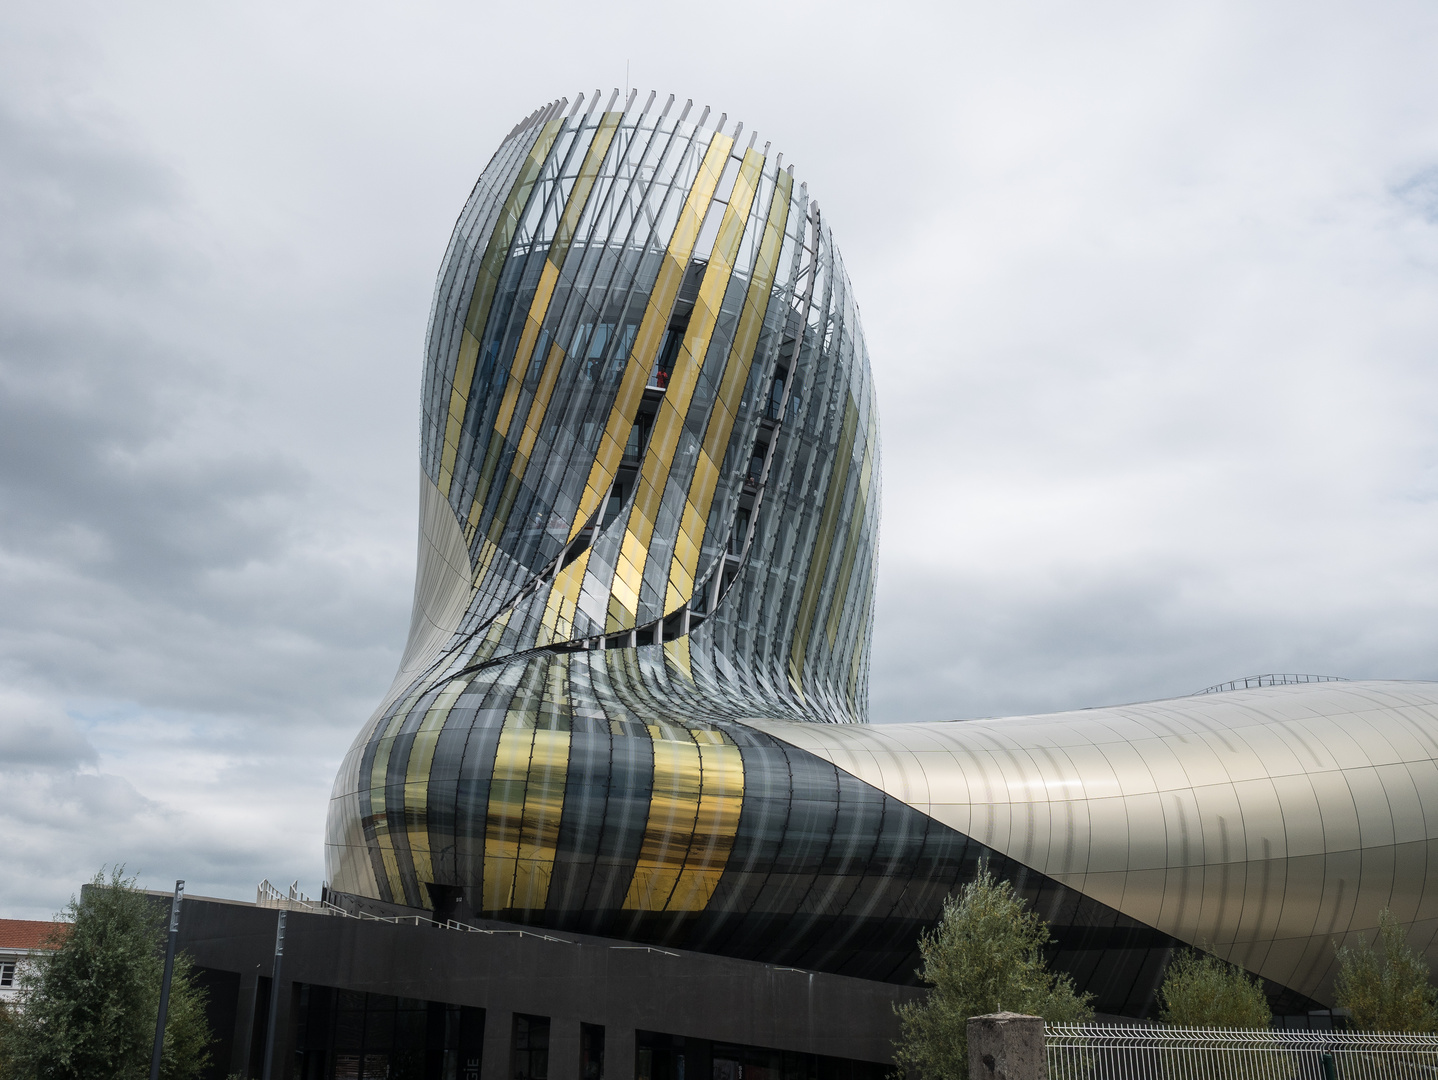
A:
[401,676,472,902]
[666,731,745,911]
[824,413,876,647]
[468,114,623,535]
[366,678,433,903]
[480,710,535,913]
[482,662,573,915]
[618,148,764,605]
[788,395,859,691]
[439,118,563,497]
[570,131,735,569]
[664,165,794,608]
[622,724,703,910]
[511,726,571,911]
[617,723,746,913]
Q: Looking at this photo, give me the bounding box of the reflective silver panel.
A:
[747,679,1438,1005]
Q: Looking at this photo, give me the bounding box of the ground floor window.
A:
[293,983,484,1080]
[636,1031,887,1080]
[581,1022,605,1080]
[511,1014,550,1080]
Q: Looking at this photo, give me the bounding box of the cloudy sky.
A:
[3,0,1437,919]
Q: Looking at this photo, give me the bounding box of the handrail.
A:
[1196,674,1347,695]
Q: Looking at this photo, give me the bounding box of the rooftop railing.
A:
[1197,674,1348,695]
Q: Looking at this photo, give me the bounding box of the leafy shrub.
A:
[893,868,1092,1080]
[1158,949,1272,1028]
[1334,908,1438,1033]
[9,868,212,1080]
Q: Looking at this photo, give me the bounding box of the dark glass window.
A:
[766,376,785,421]
[293,983,477,1080]
[637,1032,885,1080]
[581,1023,605,1080]
[512,1014,550,1080]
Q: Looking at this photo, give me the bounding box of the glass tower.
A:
[328,92,1438,1016]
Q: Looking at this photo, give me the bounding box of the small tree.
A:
[893,868,1092,1080]
[1158,949,1272,1028]
[1334,909,1438,1032]
[10,867,212,1080]
[0,1000,18,1080]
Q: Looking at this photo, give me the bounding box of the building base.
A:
[165,892,916,1080]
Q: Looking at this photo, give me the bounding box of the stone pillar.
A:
[606,1027,634,1080]
[967,1013,1047,1080]
[549,1018,581,1080]
[482,1009,512,1080]
[232,971,259,1078]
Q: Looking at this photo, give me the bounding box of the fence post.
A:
[968,1013,1047,1080]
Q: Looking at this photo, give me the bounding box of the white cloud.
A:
[1,0,1437,915]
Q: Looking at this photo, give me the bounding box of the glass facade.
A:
[636,1031,886,1080]
[327,92,1438,1019]
[293,984,484,1080]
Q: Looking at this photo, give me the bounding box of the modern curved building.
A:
[325,91,1438,1020]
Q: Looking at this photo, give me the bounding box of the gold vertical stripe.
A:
[471,605,513,665]
[493,260,562,437]
[438,329,482,495]
[618,149,765,606]
[510,726,571,911]
[664,634,693,679]
[367,680,432,902]
[439,118,563,497]
[512,342,568,472]
[481,663,573,914]
[537,547,592,647]
[664,732,744,911]
[567,132,736,564]
[665,167,794,606]
[551,112,622,269]
[789,396,859,692]
[622,724,704,909]
[825,413,876,646]
[482,711,535,912]
[468,114,623,530]
[403,676,471,904]
[847,587,873,702]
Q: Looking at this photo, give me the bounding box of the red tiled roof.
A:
[0,919,68,951]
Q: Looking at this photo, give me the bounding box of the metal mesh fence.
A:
[1046,1024,1438,1080]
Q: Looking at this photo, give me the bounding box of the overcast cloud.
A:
[2,0,1437,919]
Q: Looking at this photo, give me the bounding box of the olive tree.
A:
[1158,949,1272,1028]
[893,868,1092,1080]
[1334,908,1438,1032]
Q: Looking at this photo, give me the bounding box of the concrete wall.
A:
[172,895,918,1080]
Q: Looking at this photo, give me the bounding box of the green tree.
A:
[1158,949,1272,1028]
[1334,908,1438,1032]
[0,1000,18,1080]
[10,868,212,1080]
[893,868,1092,1080]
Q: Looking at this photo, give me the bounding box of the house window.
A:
[0,961,16,987]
